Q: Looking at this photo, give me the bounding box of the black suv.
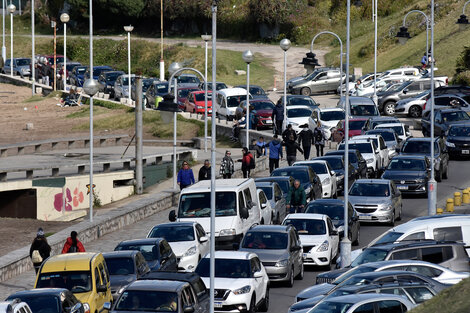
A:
[445,122,470,158]
[398,137,449,182]
[421,108,470,137]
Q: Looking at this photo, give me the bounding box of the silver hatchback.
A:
[348,179,402,226]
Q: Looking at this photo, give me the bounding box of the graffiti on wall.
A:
[53,187,84,212]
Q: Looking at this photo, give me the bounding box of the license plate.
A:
[214,302,223,308]
[265,120,273,124]
[359,215,372,220]
[397,185,408,190]
[463,150,469,154]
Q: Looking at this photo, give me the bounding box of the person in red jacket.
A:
[237,147,255,178]
[61,231,86,254]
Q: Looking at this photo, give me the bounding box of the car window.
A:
[378,300,406,313]
[274,185,282,199]
[259,191,268,209]
[353,302,374,313]
[404,287,434,303]
[407,82,421,91]
[94,268,101,287]
[391,249,419,260]
[403,232,425,241]
[327,218,335,236]
[182,286,196,306]
[433,227,463,242]
[420,247,445,263]
[193,278,207,299]
[405,265,443,277]
[196,224,206,238]
[250,257,261,273]
[243,189,252,204]
[379,287,408,297]
[238,191,245,210]
[98,262,108,285]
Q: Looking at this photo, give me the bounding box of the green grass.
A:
[23,95,44,103]
[66,106,110,118]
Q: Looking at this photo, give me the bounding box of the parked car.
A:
[5,289,83,313]
[184,90,212,114]
[235,84,269,99]
[398,137,449,182]
[366,116,400,131]
[113,74,135,100]
[146,81,169,108]
[433,85,470,97]
[287,67,344,95]
[309,108,346,139]
[293,160,337,198]
[239,99,275,130]
[255,176,295,203]
[176,87,200,109]
[238,225,304,286]
[271,166,323,202]
[354,77,409,97]
[69,65,88,87]
[445,122,470,158]
[97,70,125,97]
[337,96,380,118]
[304,199,360,245]
[175,73,201,87]
[381,155,431,196]
[315,155,358,193]
[282,213,340,268]
[421,108,470,137]
[331,118,369,142]
[365,129,400,158]
[348,179,402,226]
[215,88,252,120]
[280,95,319,109]
[102,251,150,300]
[195,251,270,312]
[286,105,313,133]
[338,139,380,177]
[2,58,31,78]
[199,81,227,91]
[0,300,32,313]
[57,61,82,82]
[85,65,113,80]
[325,149,367,179]
[114,238,178,271]
[423,93,470,114]
[375,122,411,143]
[255,181,287,224]
[395,90,430,118]
[352,134,389,169]
[131,77,159,105]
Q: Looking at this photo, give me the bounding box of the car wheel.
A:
[353,227,360,246]
[286,266,294,287]
[389,211,395,226]
[443,164,449,179]
[397,205,402,221]
[301,87,311,96]
[248,294,256,313]
[383,102,396,116]
[259,287,269,312]
[408,105,422,118]
[296,263,304,280]
[436,168,442,182]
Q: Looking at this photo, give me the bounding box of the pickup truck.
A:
[287,67,345,96]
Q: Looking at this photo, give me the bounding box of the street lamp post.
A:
[31,0,35,95]
[242,50,253,147]
[201,34,212,153]
[310,32,343,99]
[372,0,378,105]
[396,10,430,66]
[60,13,69,92]
[456,0,470,31]
[87,0,95,223]
[124,25,134,103]
[168,62,182,191]
[8,4,15,77]
[160,0,164,81]
[280,39,291,133]
[2,0,5,63]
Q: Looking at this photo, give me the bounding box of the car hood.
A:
[382,170,427,180]
[194,100,213,106]
[322,120,341,129]
[447,136,470,144]
[348,195,390,205]
[296,283,335,299]
[168,241,194,257]
[287,117,310,126]
[288,76,307,85]
[256,109,273,117]
[109,274,137,291]
[290,295,325,312]
[201,276,255,291]
[239,248,288,263]
[299,234,328,246]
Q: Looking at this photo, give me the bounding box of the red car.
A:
[177,87,200,110]
[184,90,212,114]
[332,117,369,142]
[239,99,275,130]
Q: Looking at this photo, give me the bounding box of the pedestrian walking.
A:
[313,122,326,157]
[272,101,285,135]
[421,52,428,69]
[198,159,211,181]
[238,147,255,178]
[30,228,51,273]
[298,124,315,160]
[268,135,283,173]
[286,179,307,213]
[284,135,303,166]
[177,161,195,190]
[61,231,86,254]
[220,150,235,179]
[282,124,297,142]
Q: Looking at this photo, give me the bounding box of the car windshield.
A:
[351,248,388,267]
[402,141,439,155]
[322,158,343,170]
[338,143,373,154]
[377,125,404,135]
[309,301,353,313]
[289,97,316,107]
[156,83,169,94]
[148,225,195,242]
[242,232,288,249]
[259,186,273,199]
[287,108,312,118]
[349,120,367,130]
[227,95,246,108]
[6,295,60,313]
[178,89,197,98]
[75,67,87,75]
[296,162,327,174]
[16,59,31,66]
[305,203,343,220]
[449,126,470,136]
[351,105,379,116]
[272,169,309,185]
[179,192,237,217]
[122,76,136,85]
[372,231,405,246]
[37,271,92,293]
[249,86,266,96]
[370,120,398,129]
[350,182,390,197]
[387,159,426,171]
[105,257,135,275]
[253,101,275,110]
[368,131,395,142]
[178,76,199,84]
[194,93,212,102]
[320,110,345,121]
[115,290,178,312]
[441,111,470,122]
[283,219,326,235]
[196,258,252,278]
[93,68,109,76]
[115,244,158,262]
[333,266,377,285]
[106,72,122,81]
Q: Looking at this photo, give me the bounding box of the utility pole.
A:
[135,76,143,194]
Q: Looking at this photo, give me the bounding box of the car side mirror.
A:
[183,306,195,313]
[97,284,107,293]
[261,203,267,209]
[253,271,263,278]
[103,303,112,311]
[331,170,336,175]
[169,210,177,222]
[70,303,84,313]
[239,206,249,219]
[200,236,208,243]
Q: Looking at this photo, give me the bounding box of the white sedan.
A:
[282,213,339,267]
[293,160,337,198]
[286,105,313,133]
[147,221,209,271]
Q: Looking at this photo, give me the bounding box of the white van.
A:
[215,88,252,120]
[169,179,261,250]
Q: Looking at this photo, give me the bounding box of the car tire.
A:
[436,169,442,182]
[443,164,449,179]
[408,105,422,118]
[296,263,304,280]
[301,87,311,96]
[397,205,402,221]
[259,287,269,312]
[286,266,294,287]
[353,228,360,246]
[383,101,396,116]
[389,211,395,226]
[248,294,256,313]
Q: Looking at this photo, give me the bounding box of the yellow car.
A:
[35,252,112,313]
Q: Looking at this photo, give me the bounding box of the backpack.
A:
[31,250,43,263]
[249,155,256,169]
[68,245,78,253]
[315,129,323,142]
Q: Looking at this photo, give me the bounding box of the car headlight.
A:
[196,105,204,109]
[83,303,90,313]
[317,240,329,252]
[233,285,251,295]
[184,246,197,257]
[380,205,393,211]
[446,141,455,147]
[366,158,374,164]
[219,228,236,236]
[415,178,426,183]
[322,177,331,185]
[275,259,289,267]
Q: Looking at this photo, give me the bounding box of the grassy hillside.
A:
[411,277,470,313]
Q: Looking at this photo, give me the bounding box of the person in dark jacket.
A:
[268,135,283,173]
[61,231,86,254]
[286,180,307,213]
[238,147,254,178]
[177,161,195,190]
[313,122,326,157]
[198,160,211,181]
[284,134,303,166]
[282,124,297,142]
[30,228,51,273]
[298,124,315,160]
[220,150,235,179]
[271,101,285,135]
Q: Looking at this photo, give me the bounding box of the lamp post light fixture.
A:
[168,62,183,191]
[124,25,134,102]
[60,13,69,92]
[8,3,15,77]
[280,38,291,132]
[201,34,212,153]
[242,50,253,147]
[457,0,470,31]
[396,10,430,65]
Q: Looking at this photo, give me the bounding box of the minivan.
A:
[169,179,261,250]
[215,88,252,120]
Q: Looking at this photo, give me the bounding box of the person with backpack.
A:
[268,135,283,173]
[282,124,297,143]
[61,231,86,254]
[30,228,51,273]
[272,100,285,135]
[238,147,255,178]
[284,134,303,166]
[220,150,235,179]
[298,124,315,160]
[313,122,326,157]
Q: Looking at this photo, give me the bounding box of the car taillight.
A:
[423,101,426,111]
